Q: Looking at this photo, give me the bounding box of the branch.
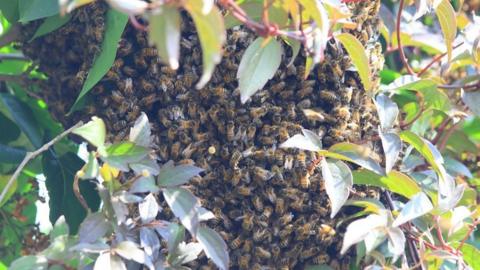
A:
[396,0,414,75]
[0,121,84,204]
[456,219,480,251]
[417,42,464,77]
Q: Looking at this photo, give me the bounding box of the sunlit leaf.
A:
[375,94,399,131]
[325,143,384,175]
[163,187,200,236]
[50,216,69,239]
[280,129,323,151]
[353,170,421,199]
[393,192,433,227]
[94,253,126,270]
[224,1,288,29]
[321,159,352,218]
[157,163,203,187]
[184,3,225,89]
[114,241,146,264]
[197,226,229,270]
[148,6,181,70]
[382,75,436,92]
[237,37,282,103]
[103,142,149,171]
[444,156,473,178]
[298,0,329,35]
[335,33,371,93]
[435,0,457,61]
[130,176,160,194]
[70,9,128,112]
[379,131,402,173]
[138,193,160,224]
[105,0,148,15]
[73,117,106,149]
[169,242,203,266]
[458,243,480,270]
[128,112,151,147]
[139,227,160,258]
[387,227,406,260]
[341,213,388,254]
[81,152,99,179]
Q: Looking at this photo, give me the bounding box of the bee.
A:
[255,246,272,260]
[253,228,271,243]
[212,86,228,99]
[312,254,329,265]
[318,224,336,244]
[246,125,257,140]
[158,144,169,160]
[157,111,172,128]
[271,81,285,93]
[141,93,159,107]
[284,155,294,170]
[159,75,175,91]
[242,212,254,231]
[226,121,235,141]
[279,90,294,99]
[253,166,273,182]
[285,243,303,258]
[297,99,312,109]
[238,254,251,269]
[272,112,282,125]
[170,142,181,160]
[230,150,242,168]
[319,90,338,104]
[333,106,351,121]
[261,206,273,220]
[141,47,158,57]
[74,70,87,88]
[237,185,252,196]
[280,237,291,248]
[252,195,264,212]
[295,222,314,240]
[279,212,294,226]
[275,197,286,215]
[286,102,297,119]
[249,107,268,119]
[117,39,133,56]
[193,132,209,142]
[259,136,276,146]
[278,224,294,239]
[112,58,124,70]
[178,131,192,145]
[167,126,177,141]
[140,78,155,92]
[272,245,281,259]
[264,187,276,203]
[117,100,130,114]
[112,120,127,131]
[123,66,138,77]
[299,172,311,189]
[178,120,196,130]
[300,247,320,260]
[230,235,244,249]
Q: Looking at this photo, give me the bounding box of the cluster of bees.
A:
[20,0,382,268]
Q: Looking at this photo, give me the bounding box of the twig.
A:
[431,117,451,145]
[73,173,90,213]
[399,94,425,129]
[438,81,480,91]
[456,219,480,251]
[0,121,84,204]
[396,0,414,75]
[417,42,464,77]
[437,121,460,151]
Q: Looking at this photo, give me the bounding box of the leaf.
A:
[237,37,283,103]
[148,6,181,70]
[78,212,110,243]
[162,187,201,236]
[9,255,48,270]
[170,242,203,266]
[72,116,106,148]
[94,253,126,270]
[157,163,203,187]
[0,111,21,144]
[326,143,384,175]
[0,93,43,148]
[114,241,146,264]
[18,0,58,22]
[458,243,480,270]
[0,0,19,22]
[0,174,17,207]
[105,0,149,15]
[139,227,160,258]
[320,159,353,218]
[184,3,225,89]
[128,112,151,147]
[379,131,402,173]
[353,170,421,199]
[382,75,436,92]
[393,192,433,227]
[166,223,185,254]
[444,156,473,178]
[103,142,149,171]
[139,193,160,224]
[298,0,329,34]
[197,227,229,270]
[280,129,322,151]
[375,94,399,131]
[335,33,371,93]
[224,1,288,29]
[70,9,128,112]
[82,152,99,179]
[30,14,71,41]
[130,176,160,193]
[198,207,215,221]
[387,227,406,260]
[341,213,388,255]
[435,0,457,61]
[50,216,69,239]
[285,37,301,67]
[0,144,26,164]
[461,89,480,116]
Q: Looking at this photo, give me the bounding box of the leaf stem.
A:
[0,121,84,205]
[456,219,480,251]
[396,0,414,75]
[417,42,464,77]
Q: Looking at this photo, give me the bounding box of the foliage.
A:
[0,0,479,269]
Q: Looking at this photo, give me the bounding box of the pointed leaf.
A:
[280,129,323,152]
[166,223,185,254]
[321,159,353,218]
[197,226,229,270]
[184,3,225,89]
[170,242,203,265]
[0,174,17,207]
[375,94,399,131]
[114,241,146,264]
[30,14,71,41]
[298,0,329,34]
[105,0,148,15]
[9,255,48,270]
[140,227,161,258]
[353,169,421,199]
[82,151,99,179]
[461,89,480,116]
[326,143,384,175]
[129,112,151,147]
[335,33,371,93]
[387,227,406,260]
[18,0,58,22]
[157,164,203,187]
[237,37,282,103]
[341,213,388,254]
[435,0,457,61]
[70,9,128,112]
[72,116,106,148]
[379,131,402,173]
[162,187,200,236]
[78,213,110,243]
[148,6,181,70]
[130,176,160,194]
[393,192,433,227]
[94,253,126,270]
[139,193,160,224]
[50,216,69,239]
[0,144,26,164]
[103,142,149,171]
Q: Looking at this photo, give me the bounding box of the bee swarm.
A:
[21,1,382,268]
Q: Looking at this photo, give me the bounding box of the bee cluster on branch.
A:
[20,0,383,268]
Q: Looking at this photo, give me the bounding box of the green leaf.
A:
[78,212,110,243]
[18,0,58,22]
[0,174,17,207]
[163,187,200,236]
[237,37,282,103]
[70,9,128,112]
[0,112,20,144]
[459,243,480,270]
[29,14,71,41]
[157,163,203,187]
[148,6,181,70]
[50,216,69,239]
[82,152,99,179]
[335,33,371,93]
[399,130,447,179]
[42,152,100,233]
[197,226,229,270]
[325,143,384,175]
[0,144,26,164]
[184,3,225,89]
[285,37,301,67]
[382,75,437,92]
[72,116,106,148]
[321,159,353,218]
[392,192,433,227]
[166,223,185,254]
[435,0,457,61]
[0,93,43,148]
[9,255,48,270]
[298,0,328,32]
[103,142,149,171]
[0,0,19,22]
[224,1,288,29]
[353,169,421,199]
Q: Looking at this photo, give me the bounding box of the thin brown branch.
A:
[73,173,91,213]
[396,0,414,75]
[438,121,461,151]
[0,121,84,204]
[417,42,464,77]
[456,219,480,251]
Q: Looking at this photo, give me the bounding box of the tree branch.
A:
[396,0,414,75]
[0,121,84,204]
[417,42,464,77]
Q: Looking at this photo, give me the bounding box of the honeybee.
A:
[312,254,329,265]
[252,195,264,212]
[318,224,336,244]
[300,247,320,260]
[242,212,254,231]
[249,107,268,119]
[226,121,235,141]
[261,206,273,220]
[230,150,242,168]
[230,235,243,249]
[299,172,311,189]
[237,185,252,196]
[238,254,251,269]
[141,93,159,107]
[255,246,272,260]
[253,166,273,182]
[285,243,303,258]
[259,136,276,146]
[333,106,351,121]
[295,222,314,241]
[112,120,127,131]
[242,239,253,253]
[170,142,181,160]
[279,212,294,226]
[319,90,338,104]
[280,237,290,248]
[279,90,294,99]
[253,228,271,243]
[297,99,312,110]
[117,39,133,57]
[271,81,286,93]
[264,186,276,203]
[140,78,155,92]
[141,47,158,57]
[275,197,286,215]
[112,58,124,71]
[231,168,242,186]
